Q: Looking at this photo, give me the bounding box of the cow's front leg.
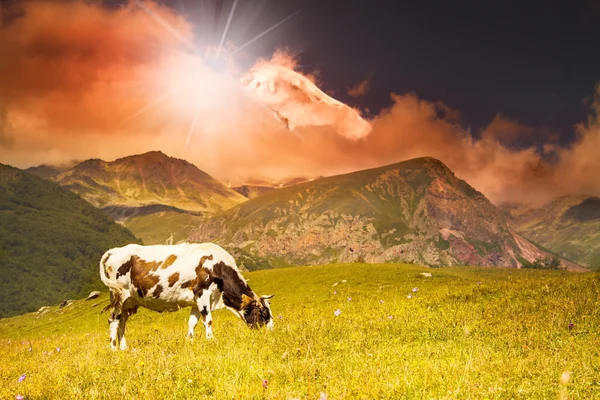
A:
[187,307,200,339]
[196,291,214,339]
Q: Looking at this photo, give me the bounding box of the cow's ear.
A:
[241,294,254,308]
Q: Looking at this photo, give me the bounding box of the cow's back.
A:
[100,242,241,311]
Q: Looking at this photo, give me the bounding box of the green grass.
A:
[1,264,599,399]
[125,211,203,245]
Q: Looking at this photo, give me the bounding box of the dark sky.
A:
[119,0,600,145]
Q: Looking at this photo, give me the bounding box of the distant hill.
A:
[509,195,600,270]
[52,151,246,213]
[26,160,80,179]
[190,157,580,270]
[232,185,276,199]
[0,164,140,317]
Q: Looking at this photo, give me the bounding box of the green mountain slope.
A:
[190,157,577,269]
[509,195,600,270]
[0,164,140,317]
[53,151,247,213]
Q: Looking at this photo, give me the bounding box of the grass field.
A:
[1,263,599,399]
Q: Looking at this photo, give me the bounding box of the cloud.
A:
[0,0,194,164]
[1,2,600,206]
[347,78,371,98]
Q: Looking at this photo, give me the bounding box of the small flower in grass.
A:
[412,287,418,293]
[18,374,26,382]
[388,315,393,320]
[334,309,342,317]
[320,392,328,400]
[379,299,384,304]
[568,320,574,331]
[16,395,24,400]
[407,294,412,299]
[262,379,269,389]
[342,280,347,283]
[56,347,60,353]
[278,314,283,320]
[333,290,337,295]
[347,296,352,301]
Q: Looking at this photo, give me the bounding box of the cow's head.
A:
[241,294,274,329]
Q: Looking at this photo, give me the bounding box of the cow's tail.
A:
[99,251,123,313]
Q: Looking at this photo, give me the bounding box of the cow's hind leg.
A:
[195,291,214,339]
[187,307,200,339]
[108,303,122,351]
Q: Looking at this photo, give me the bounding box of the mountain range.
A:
[506,195,600,269]
[24,152,593,272]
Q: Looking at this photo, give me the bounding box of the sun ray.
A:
[135,0,196,53]
[217,0,238,56]
[232,10,300,55]
[126,88,178,122]
[183,104,202,156]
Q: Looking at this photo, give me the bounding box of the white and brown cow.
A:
[99,242,274,350]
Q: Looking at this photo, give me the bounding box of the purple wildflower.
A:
[412,287,418,293]
[568,321,574,331]
[18,374,26,383]
[16,395,24,400]
[334,309,342,317]
[56,347,61,353]
[333,290,337,295]
[262,379,269,389]
[388,315,393,320]
[347,296,352,301]
[278,314,283,320]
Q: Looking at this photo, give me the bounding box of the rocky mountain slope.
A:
[190,157,581,270]
[0,164,140,317]
[508,195,600,270]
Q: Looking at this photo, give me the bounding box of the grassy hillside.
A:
[191,157,571,269]
[510,195,600,270]
[0,164,140,317]
[0,264,598,399]
[124,210,203,245]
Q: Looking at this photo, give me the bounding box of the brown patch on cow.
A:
[160,254,177,269]
[116,257,135,278]
[179,255,214,294]
[181,279,195,289]
[168,272,180,287]
[208,320,212,326]
[102,252,112,278]
[130,256,160,298]
[111,339,117,347]
[153,284,164,299]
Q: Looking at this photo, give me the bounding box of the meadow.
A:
[1,263,599,399]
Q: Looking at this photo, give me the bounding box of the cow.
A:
[99,242,274,350]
